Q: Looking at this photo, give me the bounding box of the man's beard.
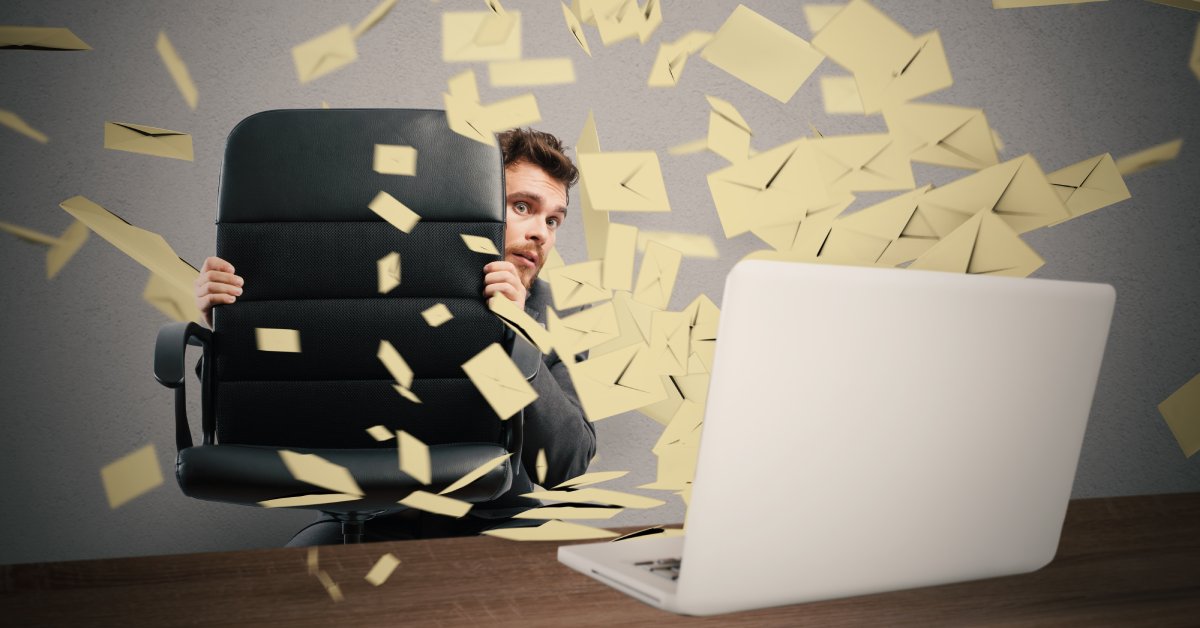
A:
[506,243,543,289]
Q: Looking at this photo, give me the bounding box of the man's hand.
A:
[483,260,527,311]
[194,256,243,328]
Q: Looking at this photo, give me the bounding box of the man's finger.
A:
[196,280,243,298]
[200,270,243,287]
[483,270,521,287]
[483,260,519,274]
[202,256,235,274]
[198,293,236,310]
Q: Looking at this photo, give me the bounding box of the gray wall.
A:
[0,0,1197,565]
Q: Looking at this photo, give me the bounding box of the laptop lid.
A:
[674,260,1115,615]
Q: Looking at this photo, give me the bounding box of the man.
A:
[194,128,595,544]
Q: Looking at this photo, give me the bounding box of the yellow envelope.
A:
[144,272,203,323]
[488,58,576,87]
[524,486,666,509]
[602,222,638,290]
[700,4,826,103]
[461,233,499,255]
[364,553,401,587]
[588,290,658,357]
[58,195,198,296]
[593,0,662,45]
[804,4,847,34]
[566,342,667,421]
[399,490,472,518]
[489,294,555,354]
[444,71,541,146]
[1158,372,1200,458]
[0,26,90,50]
[633,240,682,310]
[397,430,432,485]
[908,210,1044,278]
[353,0,400,38]
[377,251,401,293]
[647,31,712,87]
[706,95,753,163]
[562,2,592,56]
[706,137,829,238]
[926,154,1068,235]
[820,75,865,115]
[442,11,522,62]
[279,450,364,496]
[366,425,395,441]
[0,219,89,279]
[576,112,610,261]
[821,185,934,265]
[649,311,690,376]
[1115,138,1183,176]
[579,151,671,212]
[752,193,855,255]
[1046,153,1131,225]
[422,303,454,327]
[682,293,719,370]
[292,24,359,84]
[883,102,1000,170]
[439,453,512,495]
[637,231,719,259]
[482,519,618,541]
[462,342,539,420]
[548,300,621,357]
[156,31,198,110]
[373,144,417,176]
[104,122,194,161]
[0,108,49,143]
[555,470,629,488]
[545,259,613,309]
[378,340,418,403]
[256,328,301,353]
[810,133,915,193]
[101,444,164,509]
[369,191,421,233]
[854,31,953,113]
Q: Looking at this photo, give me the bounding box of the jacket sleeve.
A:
[519,347,595,489]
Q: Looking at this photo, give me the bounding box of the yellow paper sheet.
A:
[373,144,417,176]
[482,519,618,541]
[292,24,359,84]
[155,31,198,110]
[0,109,49,143]
[421,303,454,327]
[369,191,421,233]
[256,328,301,353]
[144,272,203,323]
[103,122,194,161]
[462,342,539,420]
[399,490,472,518]
[279,450,364,495]
[366,425,395,441]
[1159,372,1200,457]
[397,430,432,484]
[700,4,826,103]
[489,58,576,86]
[101,444,164,509]
[439,453,512,495]
[364,553,401,586]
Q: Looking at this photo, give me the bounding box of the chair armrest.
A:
[508,332,541,381]
[155,322,212,388]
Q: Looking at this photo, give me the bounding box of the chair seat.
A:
[177,442,513,513]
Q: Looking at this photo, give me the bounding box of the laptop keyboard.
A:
[635,557,681,581]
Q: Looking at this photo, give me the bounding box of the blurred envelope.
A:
[442,11,522,62]
[373,144,417,176]
[144,271,203,323]
[461,233,499,255]
[546,259,613,310]
[439,453,512,495]
[156,31,198,110]
[482,519,618,541]
[292,24,358,84]
[0,26,90,50]
[567,342,667,421]
[547,300,621,356]
[0,219,89,279]
[647,31,712,87]
[883,102,1000,170]
[633,240,682,310]
[1046,153,1131,225]
[700,4,825,103]
[820,75,865,115]
[707,138,829,238]
[353,0,400,38]
[104,122,194,161]
[822,185,934,265]
[853,31,953,113]
[1158,372,1200,458]
[918,154,1068,235]
[649,311,689,376]
[0,108,49,143]
[637,231,719,259]
[706,95,752,163]
[462,342,539,420]
[602,222,637,290]
[562,2,592,56]
[555,470,629,489]
[489,294,554,354]
[752,193,855,255]
[279,450,364,496]
[810,133,915,193]
[377,251,401,293]
[908,210,1043,278]
[588,290,658,358]
[525,486,666,509]
[399,490,471,518]
[1115,138,1183,176]
[579,151,671,212]
[58,195,198,295]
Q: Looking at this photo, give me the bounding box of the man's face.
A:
[503,160,568,289]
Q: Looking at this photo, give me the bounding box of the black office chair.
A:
[154,108,538,543]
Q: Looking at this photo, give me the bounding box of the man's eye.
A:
[513,201,529,213]
[547,217,560,229]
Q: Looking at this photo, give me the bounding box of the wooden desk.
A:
[3,493,1198,626]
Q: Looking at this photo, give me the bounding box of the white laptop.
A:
[558,259,1116,616]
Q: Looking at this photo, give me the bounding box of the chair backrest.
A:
[212,109,507,449]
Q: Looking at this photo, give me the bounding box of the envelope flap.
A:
[967,212,1043,275]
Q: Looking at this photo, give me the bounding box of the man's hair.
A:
[497,128,580,200]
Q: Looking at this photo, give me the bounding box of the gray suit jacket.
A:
[469,278,596,517]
